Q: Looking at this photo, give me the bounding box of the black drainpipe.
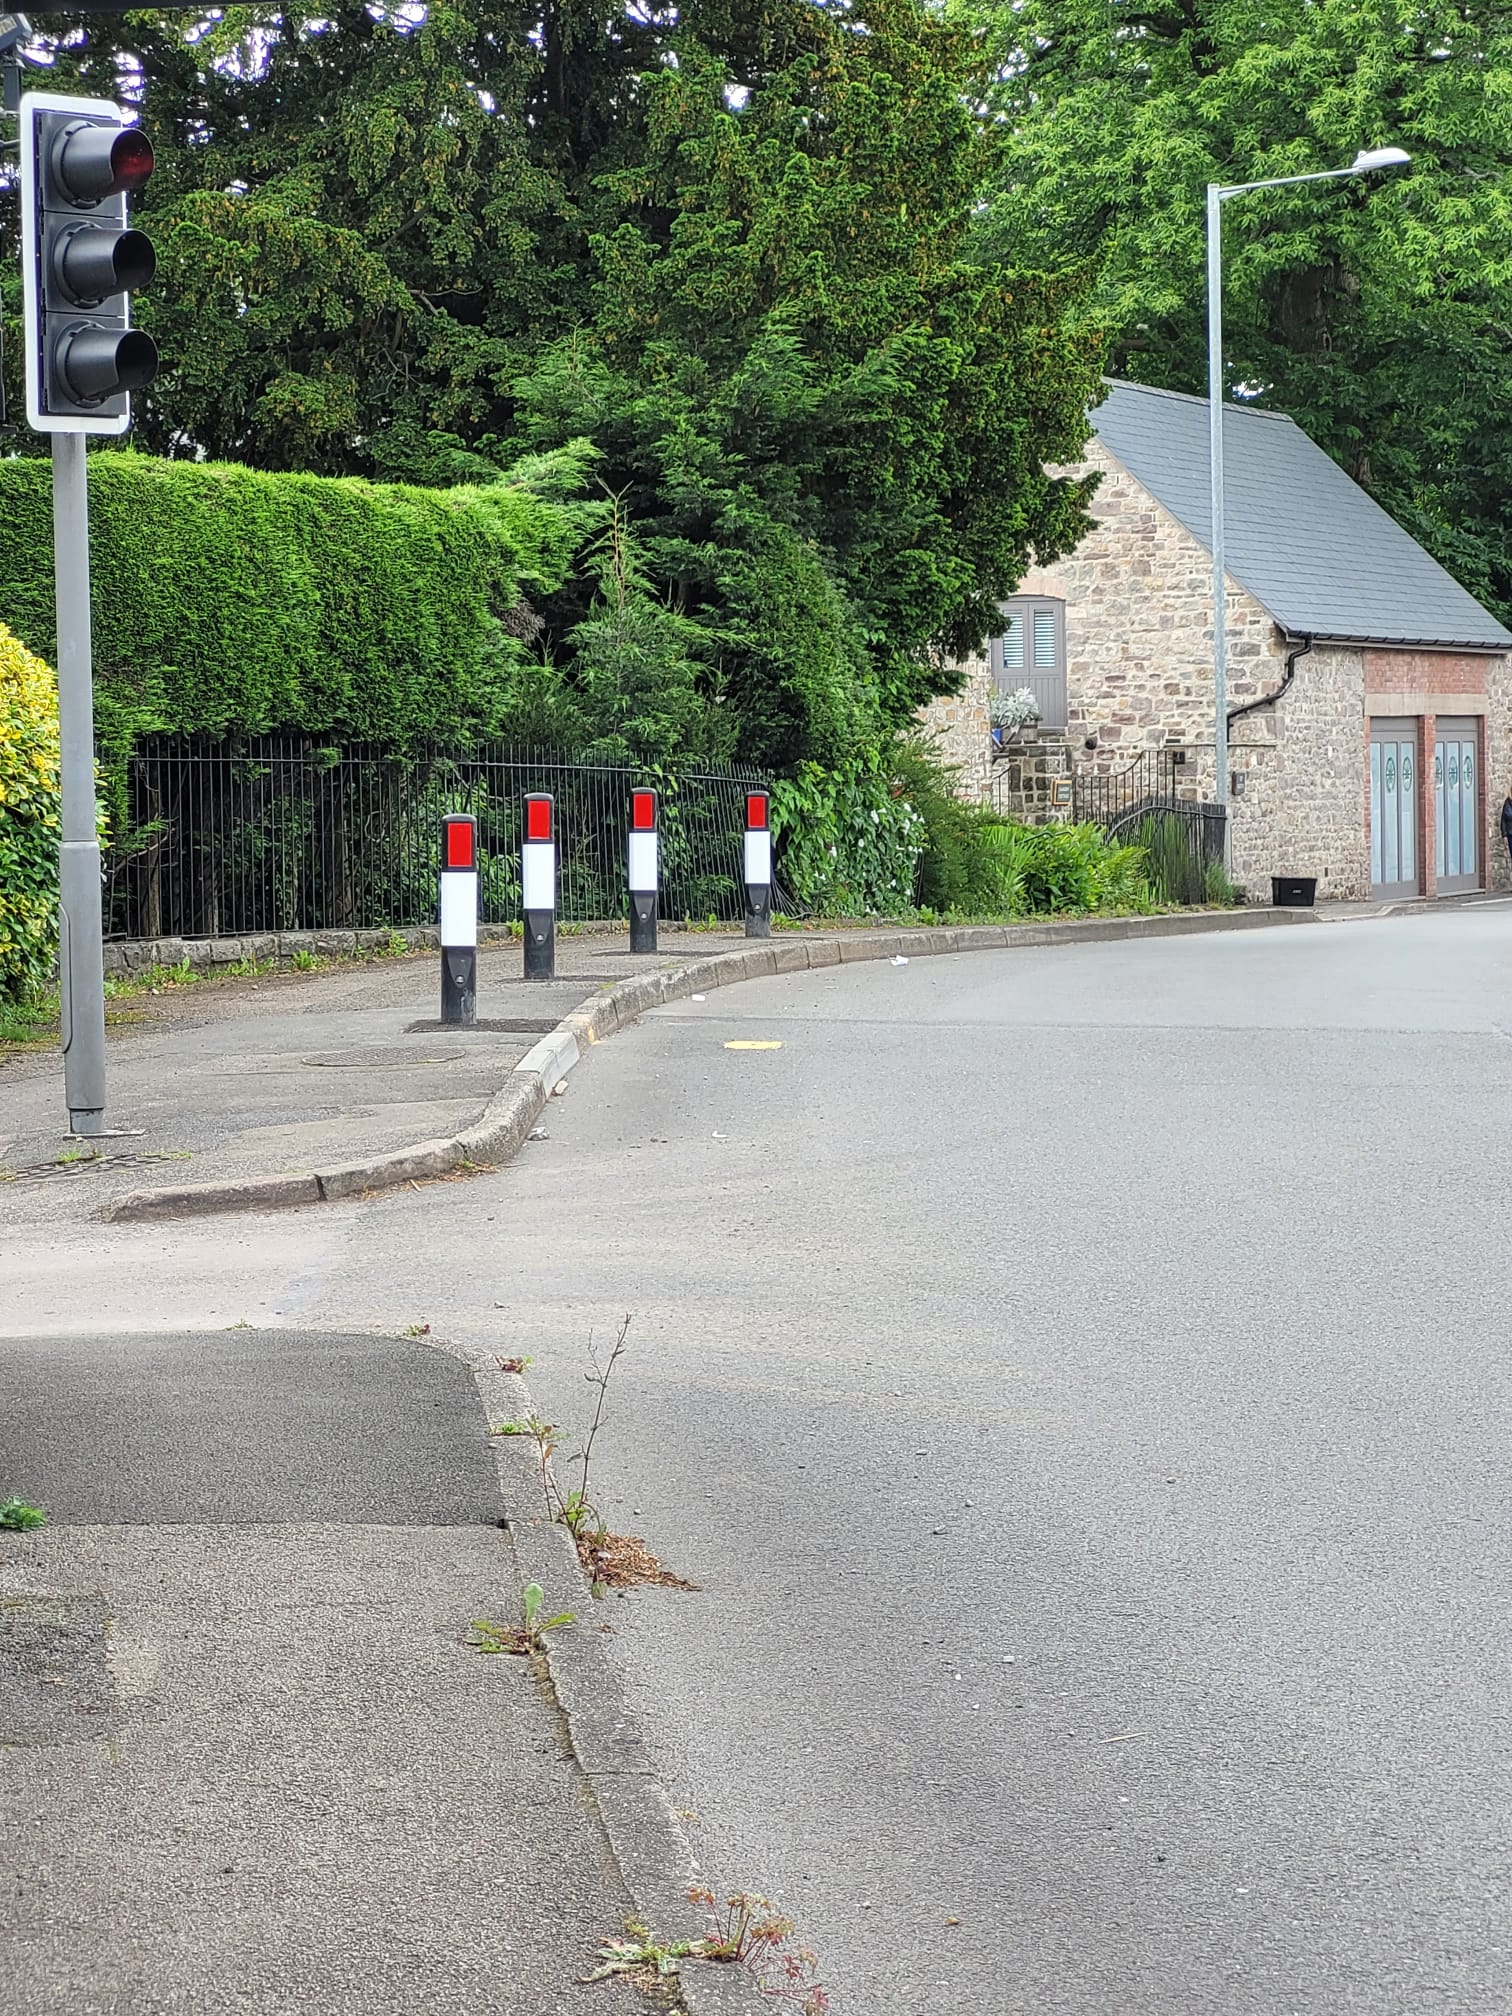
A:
[1228,633,1313,727]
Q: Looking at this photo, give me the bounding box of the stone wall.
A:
[917,651,992,803]
[987,733,1073,824]
[1008,439,1512,900]
[1226,642,1370,900]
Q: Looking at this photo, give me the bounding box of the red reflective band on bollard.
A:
[631,789,657,831]
[746,792,769,831]
[444,817,475,870]
[525,795,553,842]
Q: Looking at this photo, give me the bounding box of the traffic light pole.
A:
[52,431,108,1136]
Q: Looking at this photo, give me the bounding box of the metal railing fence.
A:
[1072,749,1226,901]
[103,739,774,940]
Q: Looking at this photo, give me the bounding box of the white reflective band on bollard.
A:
[522,840,556,912]
[628,830,659,894]
[440,870,478,948]
[744,829,773,887]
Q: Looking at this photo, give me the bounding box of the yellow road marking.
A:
[724,1040,784,1050]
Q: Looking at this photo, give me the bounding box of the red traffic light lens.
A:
[110,128,154,193]
[55,119,156,204]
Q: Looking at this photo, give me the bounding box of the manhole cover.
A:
[3,1151,190,1185]
[301,1047,469,1069]
[404,1017,557,1035]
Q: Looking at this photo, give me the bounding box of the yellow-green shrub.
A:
[0,621,61,1002]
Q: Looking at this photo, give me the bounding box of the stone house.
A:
[924,380,1512,901]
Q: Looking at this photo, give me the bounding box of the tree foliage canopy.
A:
[967,0,1512,620]
[0,0,1104,768]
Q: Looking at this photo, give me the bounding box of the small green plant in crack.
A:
[491,1319,694,1594]
[492,1407,606,1545]
[468,1582,575,1656]
[583,1893,829,2010]
[289,948,323,973]
[1,1499,48,1531]
[583,1920,695,1986]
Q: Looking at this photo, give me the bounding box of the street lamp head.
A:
[1349,146,1411,174]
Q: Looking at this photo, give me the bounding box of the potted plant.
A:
[991,686,1042,749]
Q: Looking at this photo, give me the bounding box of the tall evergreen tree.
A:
[1,2,1104,764]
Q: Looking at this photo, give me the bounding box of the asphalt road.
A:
[435,907,1512,2016]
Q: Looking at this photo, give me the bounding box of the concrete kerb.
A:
[472,1357,772,2016]
[102,907,1318,1223]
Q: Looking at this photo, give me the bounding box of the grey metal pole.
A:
[52,432,108,1136]
[1207,182,1231,872]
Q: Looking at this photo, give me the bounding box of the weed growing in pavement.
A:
[583,1894,828,2010]
[468,1581,575,1655]
[492,1412,563,1519]
[491,1321,626,1564]
[688,1888,830,2011]
[583,1922,695,1986]
[0,1499,47,1531]
[575,1316,629,1515]
[491,1318,697,1593]
[289,948,324,972]
[103,957,205,999]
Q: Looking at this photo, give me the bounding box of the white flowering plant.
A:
[770,758,923,913]
[990,686,1042,732]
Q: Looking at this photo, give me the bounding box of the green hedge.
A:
[0,452,589,762]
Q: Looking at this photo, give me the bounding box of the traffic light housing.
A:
[19,91,159,435]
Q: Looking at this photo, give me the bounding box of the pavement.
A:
[7,898,1506,2014]
[0,929,749,1226]
[0,1328,636,2016]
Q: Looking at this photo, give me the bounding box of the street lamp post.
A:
[1206,147,1410,869]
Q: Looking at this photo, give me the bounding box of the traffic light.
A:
[19,91,159,435]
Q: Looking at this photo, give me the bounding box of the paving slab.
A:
[0,1328,638,2016]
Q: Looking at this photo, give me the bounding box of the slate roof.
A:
[1092,380,1512,652]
